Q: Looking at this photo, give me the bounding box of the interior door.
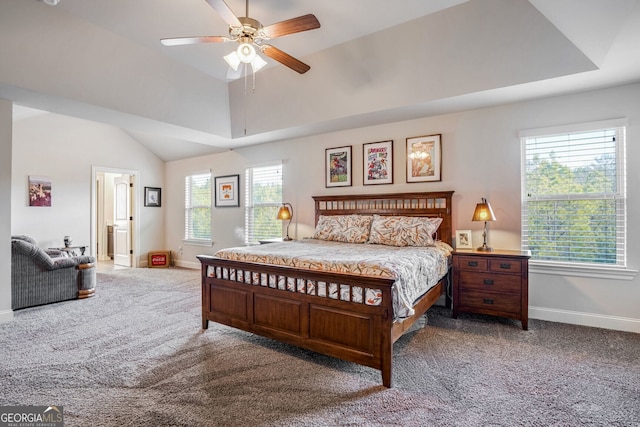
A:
[113,175,132,267]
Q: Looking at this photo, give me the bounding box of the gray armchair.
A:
[11,235,96,310]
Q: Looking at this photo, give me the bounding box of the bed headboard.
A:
[312,191,455,246]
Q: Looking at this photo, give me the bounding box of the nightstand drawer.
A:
[459,290,521,315]
[458,271,522,294]
[456,256,488,271]
[489,258,522,275]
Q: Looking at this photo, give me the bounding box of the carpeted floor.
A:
[1,267,639,426]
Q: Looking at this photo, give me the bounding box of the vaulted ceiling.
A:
[2,0,640,161]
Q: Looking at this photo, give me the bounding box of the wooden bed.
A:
[197,191,454,387]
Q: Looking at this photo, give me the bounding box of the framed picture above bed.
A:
[406,134,442,182]
[363,140,393,185]
[214,174,240,207]
[325,146,352,187]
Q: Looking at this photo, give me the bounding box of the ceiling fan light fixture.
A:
[237,42,256,63]
[251,54,267,72]
[223,51,241,71]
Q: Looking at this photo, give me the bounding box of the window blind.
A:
[521,125,626,267]
[185,172,212,241]
[245,164,283,244]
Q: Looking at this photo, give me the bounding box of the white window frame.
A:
[245,163,283,245]
[520,118,636,280]
[184,170,213,246]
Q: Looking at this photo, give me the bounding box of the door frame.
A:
[91,166,140,268]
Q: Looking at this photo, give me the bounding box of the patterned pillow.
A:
[312,215,372,243]
[368,215,443,247]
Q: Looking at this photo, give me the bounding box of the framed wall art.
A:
[325,146,352,187]
[28,175,52,207]
[456,230,473,249]
[406,134,442,182]
[144,187,161,207]
[363,140,393,185]
[215,174,240,207]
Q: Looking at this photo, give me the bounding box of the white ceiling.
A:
[5,0,640,161]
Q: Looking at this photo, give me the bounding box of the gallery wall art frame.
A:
[28,175,52,207]
[325,146,352,187]
[215,174,240,207]
[456,229,473,249]
[406,134,442,182]
[363,140,393,185]
[144,187,162,207]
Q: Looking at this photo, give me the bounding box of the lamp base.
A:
[476,245,493,252]
[283,236,293,241]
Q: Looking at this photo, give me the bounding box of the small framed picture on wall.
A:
[325,146,352,187]
[363,140,393,185]
[406,134,442,182]
[144,187,161,207]
[215,174,240,207]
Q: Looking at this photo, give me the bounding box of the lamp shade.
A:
[472,198,496,222]
[277,205,292,221]
[223,51,241,71]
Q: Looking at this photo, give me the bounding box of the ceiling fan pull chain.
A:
[252,67,257,93]
[244,64,248,135]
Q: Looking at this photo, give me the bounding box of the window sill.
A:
[530,261,638,281]
[182,239,213,247]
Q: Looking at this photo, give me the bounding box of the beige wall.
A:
[166,83,640,333]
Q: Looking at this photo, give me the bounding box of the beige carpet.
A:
[1,267,638,426]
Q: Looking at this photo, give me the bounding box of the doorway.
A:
[91,166,140,269]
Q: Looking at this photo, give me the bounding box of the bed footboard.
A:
[198,255,446,387]
[198,255,402,385]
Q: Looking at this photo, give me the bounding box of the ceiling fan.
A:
[161,0,320,75]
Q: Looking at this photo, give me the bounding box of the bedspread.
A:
[212,239,452,318]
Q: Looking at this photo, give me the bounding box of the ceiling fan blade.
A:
[161,36,227,46]
[262,14,320,39]
[262,45,310,74]
[205,0,241,27]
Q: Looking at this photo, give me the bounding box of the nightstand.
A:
[452,249,530,330]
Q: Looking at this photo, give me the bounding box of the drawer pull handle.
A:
[483,279,494,285]
[500,263,512,269]
[468,261,478,267]
[483,298,494,305]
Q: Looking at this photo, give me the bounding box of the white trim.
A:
[518,117,628,138]
[0,310,14,324]
[91,166,140,268]
[530,261,637,280]
[175,259,200,269]
[529,306,640,333]
[182,239,213,247]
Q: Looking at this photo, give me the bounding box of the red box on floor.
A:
[148,251,170,268]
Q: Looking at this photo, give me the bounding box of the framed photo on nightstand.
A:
[455,230,472,249]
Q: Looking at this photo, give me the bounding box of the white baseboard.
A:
[0,309,14,324]
[529,306,640,333]
[175,259,200,270]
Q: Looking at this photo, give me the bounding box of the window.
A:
[184,171,212,244]
[521,119,627,270]
[245,163,283,244]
